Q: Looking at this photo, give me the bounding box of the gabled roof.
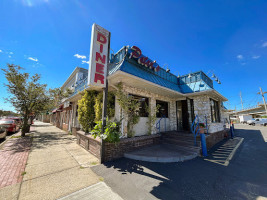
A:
[61,67,88,89]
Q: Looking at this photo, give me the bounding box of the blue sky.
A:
[0,0,266,111]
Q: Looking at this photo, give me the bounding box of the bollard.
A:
[230,126,234,139]
[200,133,208,157]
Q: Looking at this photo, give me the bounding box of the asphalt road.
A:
[92,124,267,200]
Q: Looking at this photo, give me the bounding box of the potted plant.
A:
[198,123,205,134]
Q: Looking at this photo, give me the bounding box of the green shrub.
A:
[91,120,121,143]
[78,90,97,132]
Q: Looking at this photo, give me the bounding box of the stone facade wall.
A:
[76,131,101,159]
[193,95,225,133]
[103,134,161,162]
[193,95,211,123]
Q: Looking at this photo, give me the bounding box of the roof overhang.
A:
[108,70,184,99]
[184,89,228,101]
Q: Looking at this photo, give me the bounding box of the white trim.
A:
[61,67,88,89]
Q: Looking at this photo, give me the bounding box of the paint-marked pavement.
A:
[204,137,244,166]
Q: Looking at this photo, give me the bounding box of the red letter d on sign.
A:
[97,32,107,44]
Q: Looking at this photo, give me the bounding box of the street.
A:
[92,124,267,200]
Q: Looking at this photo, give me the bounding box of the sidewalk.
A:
[0,130,32,189]
[0,121,118,200]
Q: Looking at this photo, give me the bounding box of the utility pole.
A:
[240,91,244,110]
[258,87,267,116]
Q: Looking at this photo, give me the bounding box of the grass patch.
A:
[11,135,22,139]
[90,161,98,166]
[99,177,104,182]
[21,171,26,176]
[80,166,85,169]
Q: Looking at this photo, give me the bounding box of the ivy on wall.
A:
[116,83,140,137]
[145,103,160,135]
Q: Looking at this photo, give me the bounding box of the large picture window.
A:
[210,99,220,123]
[129,94,149,117]
[156,100,169,118]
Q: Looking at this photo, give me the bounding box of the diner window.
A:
[156,100,169,118]
[129,94,149,117]
[210,99,220,123]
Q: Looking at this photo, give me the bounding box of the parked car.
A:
[249,118,267,126]
[247,119,255,125]
[0,119,20,133]
[0,125,7,139]
[259,119,267,126]
[8,117,22,127]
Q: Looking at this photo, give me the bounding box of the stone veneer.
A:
[192,95,224,133]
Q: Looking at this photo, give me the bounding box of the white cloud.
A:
[237,55,244,60]
[74,54,86,59]
[262,42,267,48]
[8,55,11,58]
[0,50,2,53]
[28,57,38,62]
[252,55,260,59]
[9,52,14,54]
[82,60,90,64]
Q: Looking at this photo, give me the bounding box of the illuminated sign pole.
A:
[88,24,110,163]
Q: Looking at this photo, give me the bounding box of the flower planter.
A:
[199,128,205,134]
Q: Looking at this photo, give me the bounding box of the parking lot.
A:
[92,124,267,200]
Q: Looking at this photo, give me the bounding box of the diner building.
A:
[45,45,229,162]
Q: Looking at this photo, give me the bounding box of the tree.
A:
[77,90,97,133]
[2,64,49,136]
[47,87,73,111]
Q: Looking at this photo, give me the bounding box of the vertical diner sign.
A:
[88,24,110,88]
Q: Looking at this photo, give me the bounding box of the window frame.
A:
[129,94,149,117]
[210,98,221,123]
[156,100,169,118]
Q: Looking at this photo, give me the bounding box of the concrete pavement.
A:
[0,121,123,200]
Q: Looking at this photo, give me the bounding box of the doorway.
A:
[176,100,190,131]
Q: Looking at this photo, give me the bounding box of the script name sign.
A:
[128,46,160,72]
[88,24,110,88]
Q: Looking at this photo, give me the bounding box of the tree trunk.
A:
[21,115,30,137]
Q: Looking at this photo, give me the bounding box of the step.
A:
[162,135,201,144]
[163,137,200,147]
[162,140,201,153]
[162,132,200,138]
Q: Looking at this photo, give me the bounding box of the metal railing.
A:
[156,115,167,133]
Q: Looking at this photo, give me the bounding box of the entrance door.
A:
[176,100,190,131]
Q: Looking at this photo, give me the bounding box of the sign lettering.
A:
[128,46,160,72]
[88,24,110,88]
